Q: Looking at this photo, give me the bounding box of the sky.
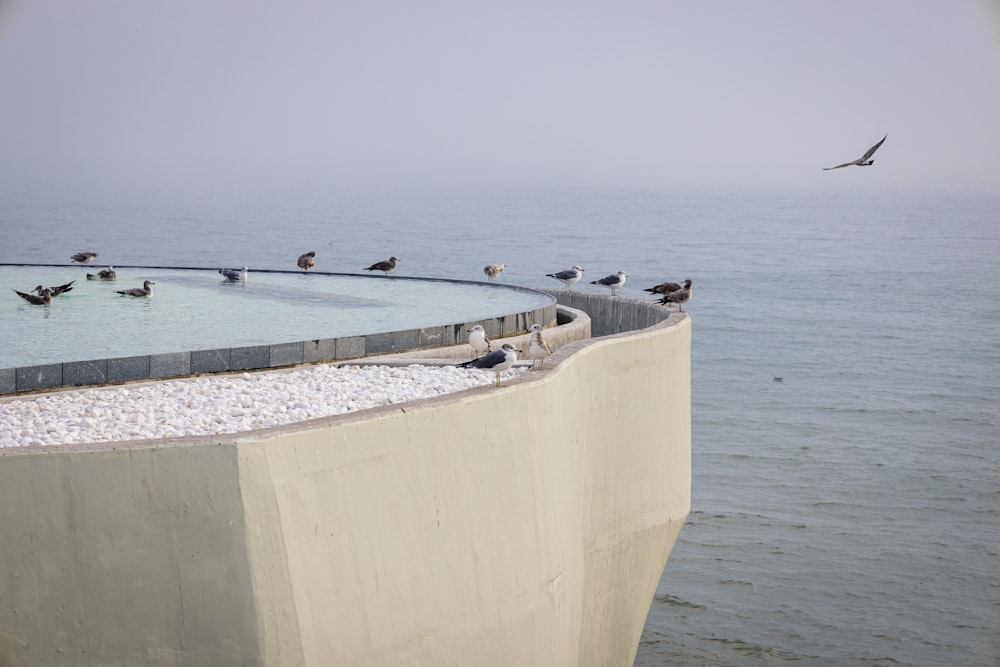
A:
[0,0,998,194]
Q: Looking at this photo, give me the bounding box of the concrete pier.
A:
[0,295,691,667]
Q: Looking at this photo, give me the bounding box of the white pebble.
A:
[0,364,525,448]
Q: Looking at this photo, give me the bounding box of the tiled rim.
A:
[1,265,556,395]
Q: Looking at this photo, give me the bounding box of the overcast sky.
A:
[1,0,998,194]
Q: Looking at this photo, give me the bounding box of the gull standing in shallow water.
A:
[34,280,75,297]
[468,325,490,358]
[658,279,692,311]
[87,266,116,281]
[297,251,316,272]
[71,252,98,265]
[458,343,520,387]
[219,267,248,282]
[365,256,399,275]
[546,265,584,291]
[13,288,52,305]
[116,280,155,298]
[525,324,552,368]
[591,270,628,296]
[483,263,505,281]
[823,134,887,170]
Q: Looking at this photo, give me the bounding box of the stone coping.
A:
[1,267,556,396]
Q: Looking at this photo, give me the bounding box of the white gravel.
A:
[0,364,525,448]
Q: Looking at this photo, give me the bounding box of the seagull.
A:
[591,270,628,296]
[87,266,116,281]
[525,323,552,368]
[34,280,75,297]
[643,280,683,296]
[365,256,399,275]
[546,265,585,291]
[458,343,520,387]
[773,375,784,383]
[468,324,491,358]
[13,288,52,305]
[70,251,98,265]
[297,251,316,272]
[116,280,155,298]
[483,263,506,281]
[219,266,248,282]
[823,134,887,170]
[658,279,692,311]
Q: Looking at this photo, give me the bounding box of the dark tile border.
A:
[2,287,556,396]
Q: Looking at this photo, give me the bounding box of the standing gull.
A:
[658,279,692,311]
[34,280,75,297]
[71,252,99,265]
[87,266,116,281]
[546,265,585,291]
[116,280,155,298]
[643,280,682,296]
[468,325,491,358]
[525,323,552,368]
[13,288,52,305]
[458,343,520,387]
[219,266,248,283]
[483,263,506,281]
[365,256,399,275]
[823,134,887,170]
[297,251,316,272]
[591,270,628,296]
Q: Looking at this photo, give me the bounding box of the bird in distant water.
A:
[116,280,155,298]
[823,134,887,170]
[219,266,248,282]
[34,280,75,297]
[13,288,52,305]
[87,266,116,281]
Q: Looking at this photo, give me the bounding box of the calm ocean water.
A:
[2,185,998,665]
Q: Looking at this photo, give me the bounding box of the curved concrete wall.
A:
[0,298,691,667]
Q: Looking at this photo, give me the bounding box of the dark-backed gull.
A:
[658,279,692,311]
[365,256,399,275]
[458,343,519,387]
[71,252,99,265]
[116,280,155,298]
[87,266,117,281]
[643,280,683,296]
[546,265,585,291]
[824,134,887,170]
[34,280,75,297]
[297,251,316,272]
[13,288,52,305]
[590,270,628,296]
[219,266,248,282]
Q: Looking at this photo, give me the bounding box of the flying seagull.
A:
[590,270,628,296]
[365,256,400,275]
[116,280,155,298]
[219,266,248,282]
[643,280,683,296]
[524,323,552,368]
[658,279,692,312]
[34,280,75,297]
[87,266,116,281]
[13,288,52,305]
[468,324,491,358]
[71,251,99,265]
[824,134,887,170]
[458,343,520,387]
[546,265,585,291]
[483,263,505,281]
[297,251,316,272]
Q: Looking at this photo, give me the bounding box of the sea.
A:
[1,184,998,666]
